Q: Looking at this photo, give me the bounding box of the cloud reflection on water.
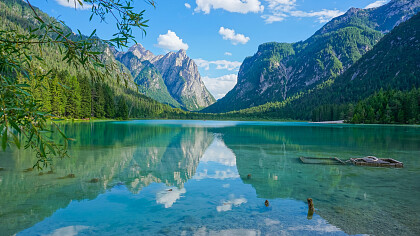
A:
[156,187,186,208]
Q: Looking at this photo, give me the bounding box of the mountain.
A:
[226,12,420,122]
[116,48,181,108]
[204,0,420,113]
[115,44,216,111]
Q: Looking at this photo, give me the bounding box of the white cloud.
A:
[202,74,238,99]
[265,0,296,11]
[195,0,264,14]
[261,13,287,23]
[217,196,247,212]
[262,0,344,24]
[288,219,342,232]
[156,187,186,208]
[222,183,230,188]
[194,59,241,71]
[224,52,232,56]
[193,168,239,180]
[156,30,189,51]
[365,0,389,9]
[185,3,191,9]
[54,0,91,10]
[194,227,261,235]
[201,138,237,166]
[264,218,280,226]
[47,225,90,236]
[290,9,345,23]
[219,27,250,45]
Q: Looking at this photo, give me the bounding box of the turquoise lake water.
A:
[0,120,419,235]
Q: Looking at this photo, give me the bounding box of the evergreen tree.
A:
[103,84,116,118]
[92,82,105,118]
[65,75,82,118]
[78,75,92,118]
[116,98,129,120]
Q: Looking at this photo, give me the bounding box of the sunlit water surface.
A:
[0,120,419,236]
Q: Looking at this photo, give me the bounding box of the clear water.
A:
[0,120,419,236]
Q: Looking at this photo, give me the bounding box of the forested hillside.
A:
[222,13,420,124]
[0,0,185,120]
[204,0,419,113]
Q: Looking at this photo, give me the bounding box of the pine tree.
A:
[78,75,92,118]
[65,75,82,118]
[116,98,129,120]
[103,84,116,118]
[92,82,105,118]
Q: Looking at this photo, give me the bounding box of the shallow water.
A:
[0,120,419,235]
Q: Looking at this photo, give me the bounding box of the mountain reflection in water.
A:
[0,120,419,235]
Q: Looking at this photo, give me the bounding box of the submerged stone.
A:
[89,178,99,183]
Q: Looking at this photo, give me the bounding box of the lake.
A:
[0,120,419,235]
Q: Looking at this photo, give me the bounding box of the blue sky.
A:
[34,0,389,99]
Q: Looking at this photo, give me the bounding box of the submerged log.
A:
[350,157,403,168]
[307,198,315,219]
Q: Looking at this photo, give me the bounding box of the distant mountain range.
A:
[204,0,420,113]
[115,44,215,111]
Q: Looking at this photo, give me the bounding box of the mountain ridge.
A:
[203,0,420,113]
[224,12,420,122]
[115,44,215,110]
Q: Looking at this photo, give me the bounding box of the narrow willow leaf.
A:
[1,130,7,151]
[11,133,20,149]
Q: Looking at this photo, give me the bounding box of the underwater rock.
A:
[58,174,76,179]
[89,178,99,183]
[0,167,5,171]
[23,167,33,172]
[38,172,44,176]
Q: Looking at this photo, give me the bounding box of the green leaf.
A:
[2,129,7,151]
[11,133,20,149]
[9,120,21,134]
[39,143,46,157]
[46,143,56,156]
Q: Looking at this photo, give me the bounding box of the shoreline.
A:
[49,118,419,126]
[309,120,345,124]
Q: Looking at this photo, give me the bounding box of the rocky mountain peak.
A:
[114,45,215,110]
[177,49,187,57]
[128,43,156,62]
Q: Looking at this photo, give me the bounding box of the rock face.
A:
[203,0,420,113]
[115,45,215,110]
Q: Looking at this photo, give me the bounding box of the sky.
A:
[33,0,390,99]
